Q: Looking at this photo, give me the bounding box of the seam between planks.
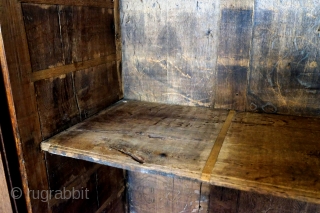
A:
[201,110,236,182]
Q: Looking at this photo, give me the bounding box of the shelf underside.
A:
[41,100,320,204]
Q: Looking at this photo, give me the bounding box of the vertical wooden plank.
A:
[121,0,220,107]
[22,4,64,72]
[0,1,50,212]
[214,1,254,111]
[59,5,116,64]
[34,74,80,140]
[74,62,121,119]
[248,0,320,116]
[128,171,208,213]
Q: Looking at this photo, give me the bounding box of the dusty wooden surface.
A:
[121,0,320,117]
[211,112,320,204]
[42,100,320,205]
[41,100,229,180]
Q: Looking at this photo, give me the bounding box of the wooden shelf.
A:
[41,100,320,204]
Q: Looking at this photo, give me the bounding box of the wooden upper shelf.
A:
[41,100,320,204]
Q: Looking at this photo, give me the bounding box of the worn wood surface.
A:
[0,1,49,211]
[22,3,116,72]
[248,0,320,116]
[121,0,320,117]
[215,0,253,111]
[128,171,209,213]
[121,0,220,107]
[19,0,114,8]
[209,186,320,213]
[41,100,229,180]
[211,112,320,204]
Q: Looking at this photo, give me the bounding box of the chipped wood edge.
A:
[40,142,51,152]
[201,110,236,182]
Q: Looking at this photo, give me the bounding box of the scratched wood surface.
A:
[121,0,220,107]
[128,171,209,213]
[41,100,229,180]
[211,112,320,204]
[248,0,320,116]
[214,0,253,111]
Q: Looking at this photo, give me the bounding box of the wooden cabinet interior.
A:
[1,0,320,212]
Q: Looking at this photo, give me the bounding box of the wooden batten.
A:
[18,0,114,8]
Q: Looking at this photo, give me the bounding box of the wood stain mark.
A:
[201,110,236,182]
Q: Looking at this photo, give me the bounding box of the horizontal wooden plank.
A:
[211,112,320,204]
[19,0,114,8]
[41,100,229,181]
[31,54,118,82]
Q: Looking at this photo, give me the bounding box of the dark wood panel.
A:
[248,0,320,116]
[74,62,121,119]
[19,0,114,8]
[59,5,116,64]
[128,171,208,213]
[0,0,50,211]
[214,1,253,111]
[22,3,116,72]
[34,73,80,139]
[22,3,64,72]
[121,0,220,107]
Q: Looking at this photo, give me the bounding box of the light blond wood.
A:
[31,54,117,82]
[201,110,235,181]
[41,100,229,181]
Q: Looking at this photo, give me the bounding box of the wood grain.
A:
[19,0,114,8]
[211,112,320,204]
[121,0,220,107]
[31,54,117,82]
[41,100,229,181]
[128,171,208,213]
[248,0,320,116]
[214,0,253,111]
[0,1,50,211]
[201,110,235,181]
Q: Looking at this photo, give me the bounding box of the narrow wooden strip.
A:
[201,110,236,181]
[0,26,32,212]
[31,54,117,82]
[19,0,114,8]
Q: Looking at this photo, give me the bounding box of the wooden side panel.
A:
[128,171,209,213]
[214,1,253,111]
[0,0,50,212]
[248,0,320,116]
[121,0,220,107]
